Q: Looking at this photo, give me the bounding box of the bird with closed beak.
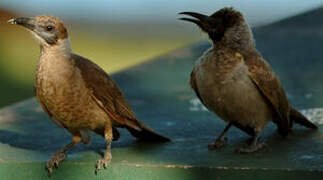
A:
[179,7,318,153]
[8,15,170,175]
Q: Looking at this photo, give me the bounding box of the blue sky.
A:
[1,0,323,26]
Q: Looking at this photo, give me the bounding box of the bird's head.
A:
[180,7,254,50]
[8,15,69,49]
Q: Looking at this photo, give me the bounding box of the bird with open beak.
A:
[179,7,318,153]
[8,15,170,175]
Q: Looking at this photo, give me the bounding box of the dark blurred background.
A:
[0,0,323,108]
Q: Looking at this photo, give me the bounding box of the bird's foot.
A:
[208,137,228,150]
[236,143,267,153]
[95,153,112,174]
[46,151,67,176]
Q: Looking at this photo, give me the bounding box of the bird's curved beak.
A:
[179,12,209,31]
[8,17,36,31]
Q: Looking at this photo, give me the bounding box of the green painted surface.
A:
[1,8,323,179]
[0,163,321,180]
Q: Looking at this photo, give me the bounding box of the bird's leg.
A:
[95,125,113,174]
[236,135,267,153]
[208,122,232,150]
[46,135,81,176]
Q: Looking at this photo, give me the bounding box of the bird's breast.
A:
[36,56,81,101]
[193,52,272,130]
[35,56,106,129]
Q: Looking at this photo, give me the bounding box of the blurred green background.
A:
[0,0,322,108]
[0,10,202,107]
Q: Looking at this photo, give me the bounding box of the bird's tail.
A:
[290,108,318,129]
[126,123,170,142]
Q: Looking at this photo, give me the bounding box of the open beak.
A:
[8,17,36,31]
[179,12,209,30]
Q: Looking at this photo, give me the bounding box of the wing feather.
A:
[242,51,290,136]
[72,54,140,130]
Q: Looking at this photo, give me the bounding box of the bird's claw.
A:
[46,151,67,176]
[95,155,111,175]
[46,166,53,177]
[208,137,228,150]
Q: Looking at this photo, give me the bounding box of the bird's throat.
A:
[40,38,71,58]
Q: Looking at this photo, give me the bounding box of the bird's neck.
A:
[40,38,72,58]
[36,38,74,82]
[213,39,255,53]
[37,38,73,77]
[213,23,256,53]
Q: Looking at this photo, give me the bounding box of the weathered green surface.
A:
[1,8,323,180]
[0,98,322,179]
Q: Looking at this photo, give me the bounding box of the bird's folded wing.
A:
[241,52,290,135]
[72,54,140,130]
[190,68,205,105]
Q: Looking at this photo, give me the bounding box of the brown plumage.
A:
[8,15,169,175]
[180,7,317,153]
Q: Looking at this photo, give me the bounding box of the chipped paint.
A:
[300,155,314,160]
[116,162,322,172]
[165,121,176,126]
[0,108,17,123]
[305,93,313,99]
[187,97,323,125]
[300,108,323,125]
[189,98,208,112]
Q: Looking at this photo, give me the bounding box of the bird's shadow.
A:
[0,127,169,158]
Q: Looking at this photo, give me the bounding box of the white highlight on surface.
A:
[305,93,313,99]
[166,121,176,126]
[187,98,323,125]
[189,98,208,112]
[301,108,323,125]
[0,108,17,123]
[299,155,314,160]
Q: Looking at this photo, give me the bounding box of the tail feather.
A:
[290,108,318,129]
[126,123,170,142]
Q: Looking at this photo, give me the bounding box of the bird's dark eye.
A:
[46,26,54,31]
